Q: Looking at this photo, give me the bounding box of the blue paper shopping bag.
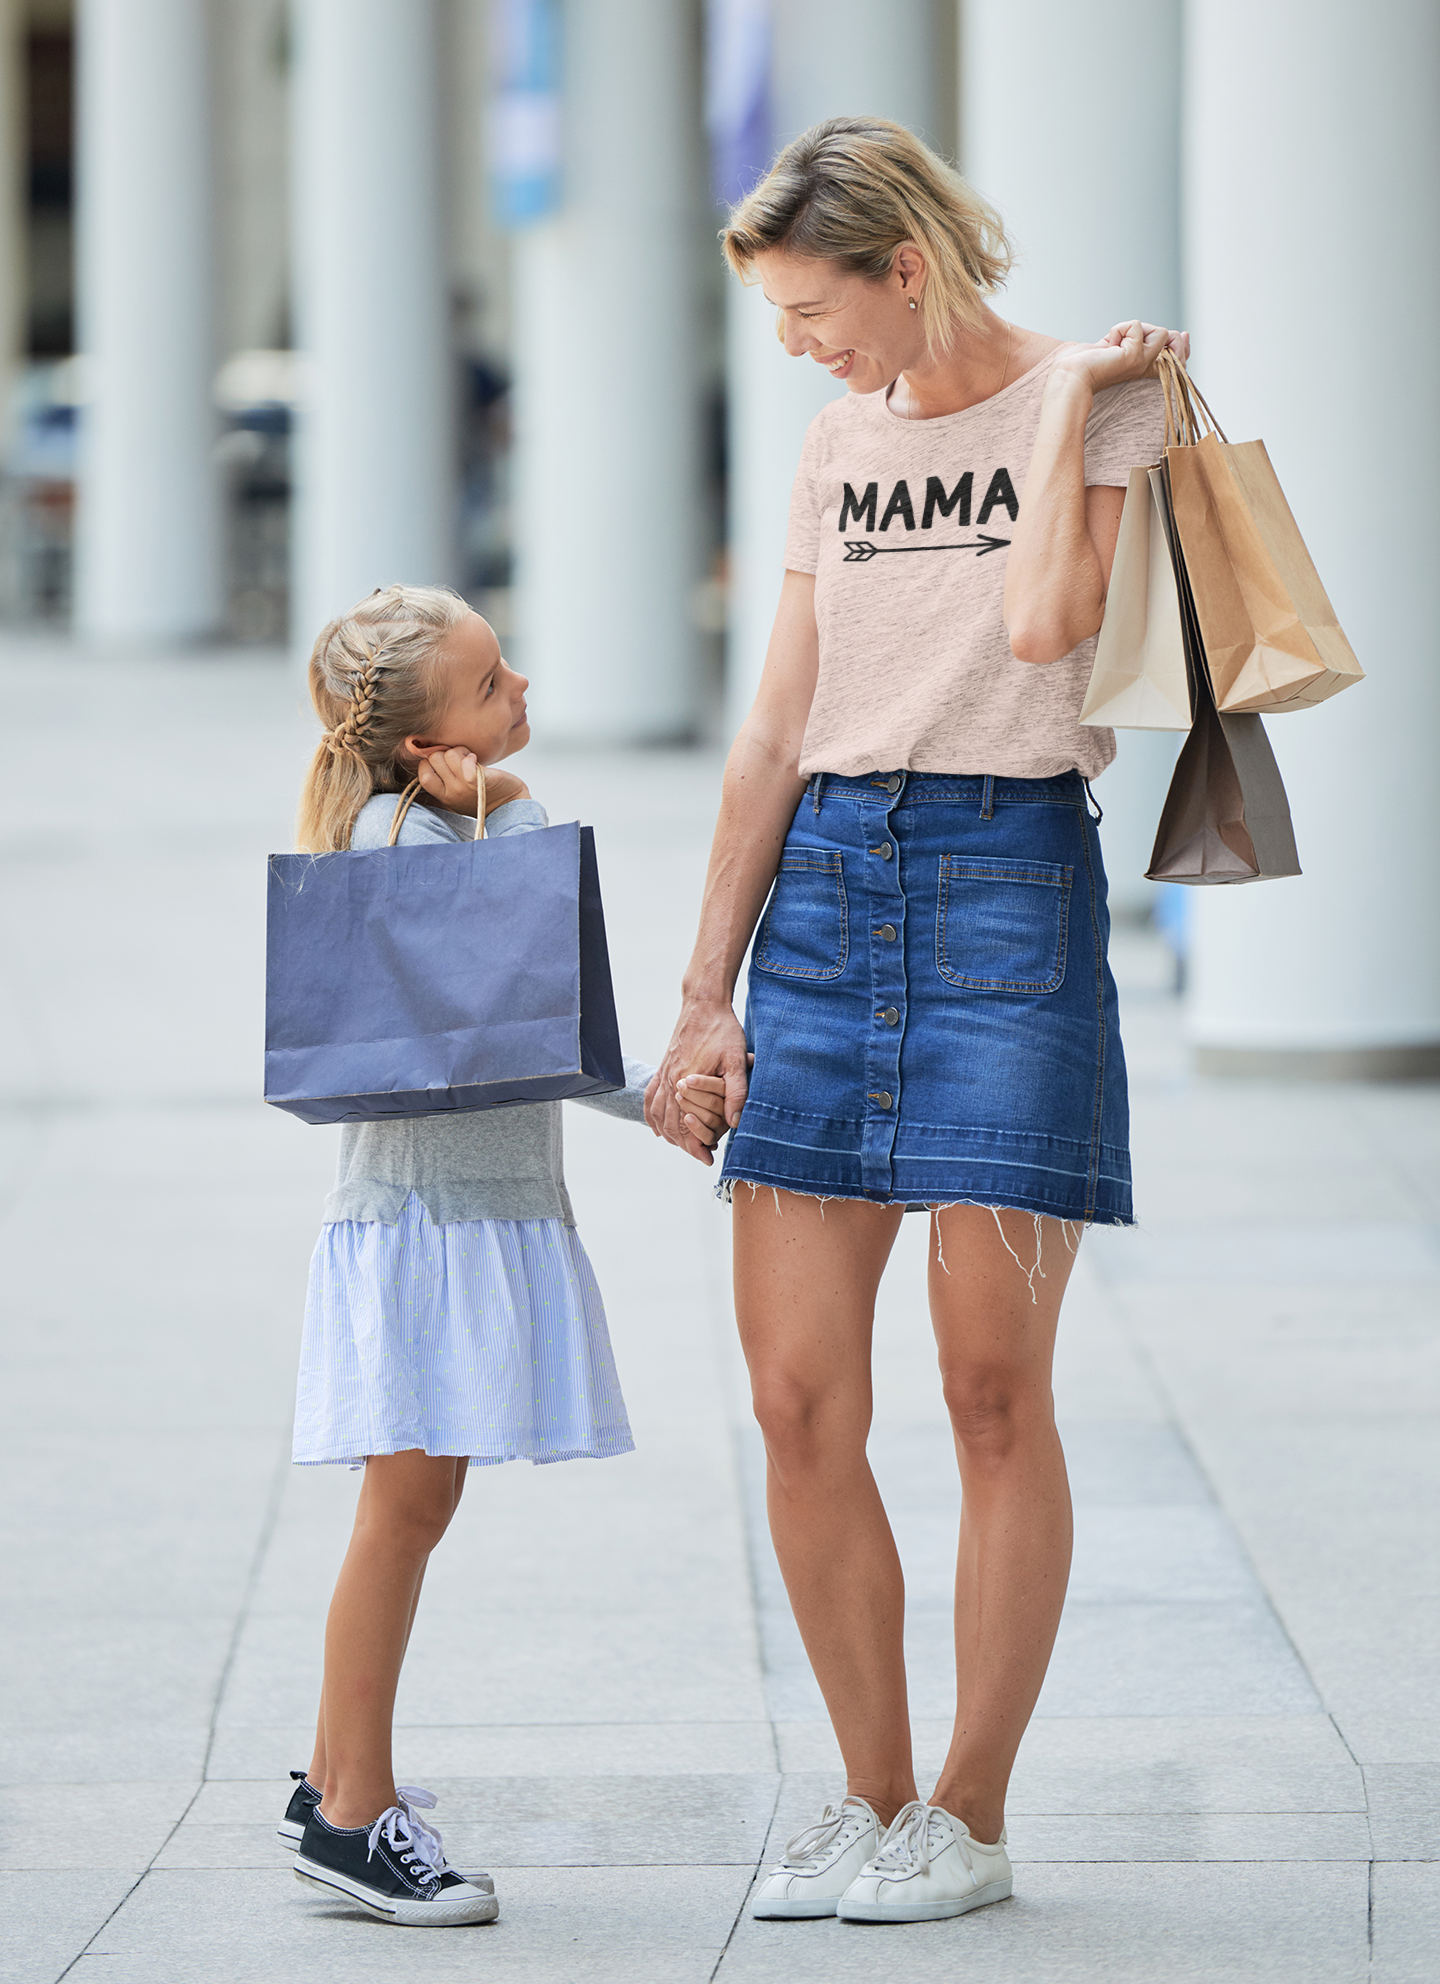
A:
[264,818,625,1125]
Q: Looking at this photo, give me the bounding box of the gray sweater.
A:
[323,791,654,1228]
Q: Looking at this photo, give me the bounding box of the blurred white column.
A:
[962,0,1183,913]
[1184,0,1440,1075]
[724,0,943,736]
[512,0,699,744]
[290,0,450,651]
[75,0,220,640]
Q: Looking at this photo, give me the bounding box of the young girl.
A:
[277,584,724,1926]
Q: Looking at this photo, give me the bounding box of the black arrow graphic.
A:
[843,535,1010,563]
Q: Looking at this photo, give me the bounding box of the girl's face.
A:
[406,613,530,766]
[753,247,928,396]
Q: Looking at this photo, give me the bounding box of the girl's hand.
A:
[415,747,482,814]
[675,1072,733,1149]
[1054,320,1190,396]
[480,767,531,814]
[414,751,531,817]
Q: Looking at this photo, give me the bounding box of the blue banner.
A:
[706,0,772,208]
[491,0,563,227]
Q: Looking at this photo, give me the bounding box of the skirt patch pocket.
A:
[755,850,849,980]
[936,856,1073,994]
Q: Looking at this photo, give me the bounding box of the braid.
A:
[326,652,383,757]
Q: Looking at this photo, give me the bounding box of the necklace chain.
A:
[899,319,1015,420]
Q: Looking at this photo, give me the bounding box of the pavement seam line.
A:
[49,1425,293,1984]
[709,1774,782,1979]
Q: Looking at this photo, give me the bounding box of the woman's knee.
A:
[751,1371,868,1476]
[940,1361,1052,1461]
[359,1456,461,1554]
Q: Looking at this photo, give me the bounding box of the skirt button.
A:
[880,1006,900,1026]
[877,923,897,941]
[872,1090,894,1109]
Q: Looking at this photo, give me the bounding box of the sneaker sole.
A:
[751,1896,840,1919]
[838,1876,1013,1923]
[294,1859,499,1926]
[277,1820,305,1847]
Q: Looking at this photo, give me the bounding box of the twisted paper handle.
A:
[387,760,489,846]
[1156,349,1228,450]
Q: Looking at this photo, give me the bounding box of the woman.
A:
[647,117,1185,1926]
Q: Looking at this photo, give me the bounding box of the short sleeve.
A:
[1083,377,1166,487]
[783,416,825,573]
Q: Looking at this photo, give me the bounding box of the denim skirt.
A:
[720,770,1133,1225]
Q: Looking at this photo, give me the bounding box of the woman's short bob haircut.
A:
[721,116,1013,360]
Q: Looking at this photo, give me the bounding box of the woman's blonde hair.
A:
[720,116,1013,359]
[296,582,472,853]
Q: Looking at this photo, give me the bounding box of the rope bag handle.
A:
[387,760,489,846]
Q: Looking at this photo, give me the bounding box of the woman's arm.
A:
[645,570,818,1161]
[1004,319,1188,665]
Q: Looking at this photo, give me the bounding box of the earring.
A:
[908,297,917,310]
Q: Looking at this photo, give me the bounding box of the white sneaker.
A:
[751,1797,883,1919]
[837,1800,1012,1923]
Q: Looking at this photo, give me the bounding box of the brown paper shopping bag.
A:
[1158,352,1364,714]
[1080,465,1192,730]
[1146,483,1301,884]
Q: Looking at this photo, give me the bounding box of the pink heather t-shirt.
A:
[785,346,1167,780]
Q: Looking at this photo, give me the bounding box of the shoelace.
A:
[780,1800,867,1868]
[394,1786,451,1874]
[868,1801,974,1881]
[366,1800,446,1888]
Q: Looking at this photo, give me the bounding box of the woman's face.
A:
[752,249,927,394]
[407,612,530,766]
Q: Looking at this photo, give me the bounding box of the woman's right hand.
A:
[644,997,751,1165]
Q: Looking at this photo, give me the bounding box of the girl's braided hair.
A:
[296,582,472,853]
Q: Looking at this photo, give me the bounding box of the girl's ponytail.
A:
[296,583,472,853]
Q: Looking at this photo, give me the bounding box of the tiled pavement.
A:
[1,640,1436,1981]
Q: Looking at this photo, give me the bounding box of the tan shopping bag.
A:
[1146,489,1301,884]
[1080,465,1192,730]
[1158,352,1364,714]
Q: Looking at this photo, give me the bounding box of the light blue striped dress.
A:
[292,791,648,1471]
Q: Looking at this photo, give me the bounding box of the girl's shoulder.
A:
[350,792,474,852]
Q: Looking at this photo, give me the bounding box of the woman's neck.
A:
[887,309,1062,420]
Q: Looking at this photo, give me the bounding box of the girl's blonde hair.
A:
[297,582,472,853]
[720,116,1013,360]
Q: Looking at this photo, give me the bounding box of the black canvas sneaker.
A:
[278,1770,321,1847]
[294,1798,498,1926]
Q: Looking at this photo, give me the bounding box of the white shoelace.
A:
[366,1794,447,1888]
[869,1801,974,1881]
[780,1799,868,1868]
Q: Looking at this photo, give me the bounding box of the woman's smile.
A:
[817,348,857,379]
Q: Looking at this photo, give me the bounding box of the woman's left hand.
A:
[1054,320,1190,396]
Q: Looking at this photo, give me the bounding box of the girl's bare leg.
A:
[308,1453,468,1821]
[733,1191,913,1825]
[926,1207,1077,1843]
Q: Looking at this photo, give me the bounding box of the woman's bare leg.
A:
[734,1190,912,1824]
[308,1453,468,1821]
[926,1207,1077,1843]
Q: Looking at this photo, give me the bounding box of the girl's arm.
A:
[645,570,818,1161]
[1004,319,1188,665]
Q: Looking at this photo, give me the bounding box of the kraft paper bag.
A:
[1158,352,1364,714]
[1146,524,1301,885]
[264,805,625,1125]
[1080,465,1192,730]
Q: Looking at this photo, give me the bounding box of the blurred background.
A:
[0,0,1436,1065]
